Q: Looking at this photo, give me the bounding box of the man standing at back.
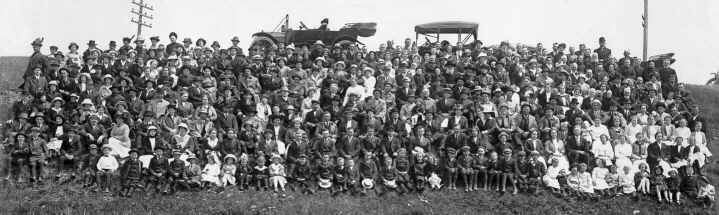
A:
[593,37,611,62]
[24,38,48,79]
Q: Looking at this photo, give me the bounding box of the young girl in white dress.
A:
[268,154,287,192]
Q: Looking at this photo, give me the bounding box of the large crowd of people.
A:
[1,31,715,209]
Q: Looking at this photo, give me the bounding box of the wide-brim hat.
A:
[383,179,397,188]
[177,123,189,129]
[51,97,65,104]
[318,178,332,188]
[81,98,94,106]
[224,154,237,162]
[361,178,374,189]
[102,74,115,82]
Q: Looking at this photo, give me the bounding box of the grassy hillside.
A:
[0,56,26,121]
[0,56,717,214]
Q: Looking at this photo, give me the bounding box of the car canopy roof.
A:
[414,21,478,35]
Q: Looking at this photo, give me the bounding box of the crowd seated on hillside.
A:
[2,33,715,208]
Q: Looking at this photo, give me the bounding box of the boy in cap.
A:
[358,152,378,195]
[119,149,144,197]
[444,147,459,190]
[166,149,188,193]
[290,154,314,194]
[458,146,474,192]
[146,147,169,194]
[80,144,101,187]
[499,148,519,194]
[236,153,252,191]
[378,156,400,196]
[96,146,119,192]
[28,127,47,184]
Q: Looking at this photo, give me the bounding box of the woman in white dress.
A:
[544,129,569,172]
[688,122,712,168]
[592,134,615,166]
[643,116,660,143]
[624,116,643,144]
[591,159,610,194]
[614,136,634,173]
[106,116,131,159]
[672,118,691,147]
[543,158,564,191]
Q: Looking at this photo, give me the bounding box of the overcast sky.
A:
[2,0,718,84]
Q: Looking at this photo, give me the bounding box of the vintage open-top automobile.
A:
[250,15,376,52]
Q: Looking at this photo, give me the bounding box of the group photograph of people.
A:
[4,26,716,211]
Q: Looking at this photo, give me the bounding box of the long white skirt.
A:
[106,137,131,159]
[614,157,633,173]
[547,154,569,173]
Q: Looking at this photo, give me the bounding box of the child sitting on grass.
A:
[652,166,670,203]
[666,169,682,204]
[697,176,715,209]
[186,155,202,189]
[332,156,348,194]
[472,147,488,191]
[618,166,636,199]
[486,151,501,191]
[635,163,651,196]
[80,144,101,188]
[253,155,269,191]
[543,158,564,195]
[236,154,252,191]
[604,165,621,197]
[119,150,143,197]
[167,150,188,193]
[95,146,118,193]
[201,154,221,189]
[220,154,237,187]
[291,154,314,194]
[268,154,287,193]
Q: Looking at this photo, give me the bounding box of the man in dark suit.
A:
[443,125,468,151]
[593,37,612,62]
[304,101,324,135]
[436,89,456,114]
[473,110,497,134]
[647,133,667,171]
[112,53,132,75]
[136,126,167,156]
[267,116,288,143]
[686,104,708,133]
[384,110,405,134]
[380,130,404,158]
[215,105,239,135]
[448,106,469,131]
[337,128,361,159]
[565,126,592,164]
[338,111,359,135]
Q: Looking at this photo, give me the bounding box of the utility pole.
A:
[642,0,648,61]
[131,0,154,38]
